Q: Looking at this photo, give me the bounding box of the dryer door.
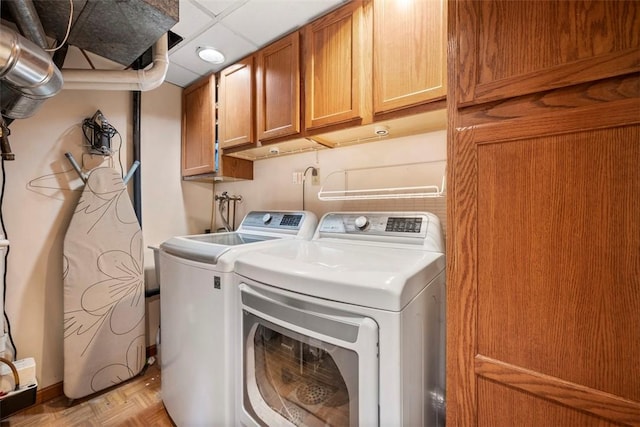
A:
[239,283,378,427]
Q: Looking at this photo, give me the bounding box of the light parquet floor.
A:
[1,362,175,426]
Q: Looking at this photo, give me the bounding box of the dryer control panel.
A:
[385,216,423,233]
[319,213,428,236]
[316,212,444,251]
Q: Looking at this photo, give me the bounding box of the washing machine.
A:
[158,211,317,427]
[234,211,446,427]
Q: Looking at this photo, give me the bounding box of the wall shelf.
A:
[317,160,446,201]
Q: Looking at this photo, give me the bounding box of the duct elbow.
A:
[62,34,169,92]
[135,54,169,92]
[0,25,169,117]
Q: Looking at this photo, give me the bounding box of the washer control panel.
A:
[318,212,429,238]
[241,211,304,230]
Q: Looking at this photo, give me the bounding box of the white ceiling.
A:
[164,0,347,87]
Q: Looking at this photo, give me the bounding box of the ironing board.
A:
[62,167,145,399]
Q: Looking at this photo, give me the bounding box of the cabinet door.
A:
[448,1,640,426]
[303,1,371,130]
[182,74,215,177]
[373,0,446,114]
[456,0,640,106]
[256,32,300,141]
[219,56,255,149]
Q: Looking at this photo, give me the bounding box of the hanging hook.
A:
[64,152,87,183]
[123,160,140,185]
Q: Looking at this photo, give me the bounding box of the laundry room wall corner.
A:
[215,130,447,235]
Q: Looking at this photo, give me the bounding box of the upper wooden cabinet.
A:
[182,74,216,176]
[218,56,256,149]
[456,0,640,107]
[256,31,301,141]
[303,0,372,131]
[182,74,253,180]
[372,0,446,115]
[216,0,449,158]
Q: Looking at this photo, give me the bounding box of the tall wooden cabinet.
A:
[447,1,640,426]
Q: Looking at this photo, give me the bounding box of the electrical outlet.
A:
[312,168,321,186]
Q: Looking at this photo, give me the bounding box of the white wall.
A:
[139,85,213,355]
[214,131,447,235]
[2,83,209,389]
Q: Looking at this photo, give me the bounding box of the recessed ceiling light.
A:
[197,47,225,64]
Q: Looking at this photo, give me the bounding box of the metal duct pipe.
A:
[62,34,169,91]
[0,24,63,119]
[5,0,48,50]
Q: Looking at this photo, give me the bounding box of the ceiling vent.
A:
[31,0,178,67]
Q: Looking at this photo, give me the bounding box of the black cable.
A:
[81,118,94,144]
[81,117,118,157]
[115,130,124,179]
[1,158,17,359]
[81,117,124,178]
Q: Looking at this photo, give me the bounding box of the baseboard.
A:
[147,344,157,358]
[36,381,63,405]
[32,345,158,406]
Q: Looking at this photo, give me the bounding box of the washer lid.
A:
[234,240,445,311]
[161,232,279,264]
[159,210,318,265]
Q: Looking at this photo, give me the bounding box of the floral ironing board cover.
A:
[62,167,145,399]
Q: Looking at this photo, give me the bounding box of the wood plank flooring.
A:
[1,362,175,426]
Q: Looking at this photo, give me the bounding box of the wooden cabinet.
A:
[182,74,215,176]
[182,74,253,180]
[372,0,446,115]
[220,0,448,156]
[455,0,640,107]
[218,0,450,159]
[303,0,372,131]
[448,1,640,426]
[218,56,255,149]
[256,31,301,141]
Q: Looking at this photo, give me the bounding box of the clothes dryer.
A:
[159,211,317,427]
[234,212,445,427]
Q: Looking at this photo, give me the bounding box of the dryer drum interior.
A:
[247,317,355,426]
